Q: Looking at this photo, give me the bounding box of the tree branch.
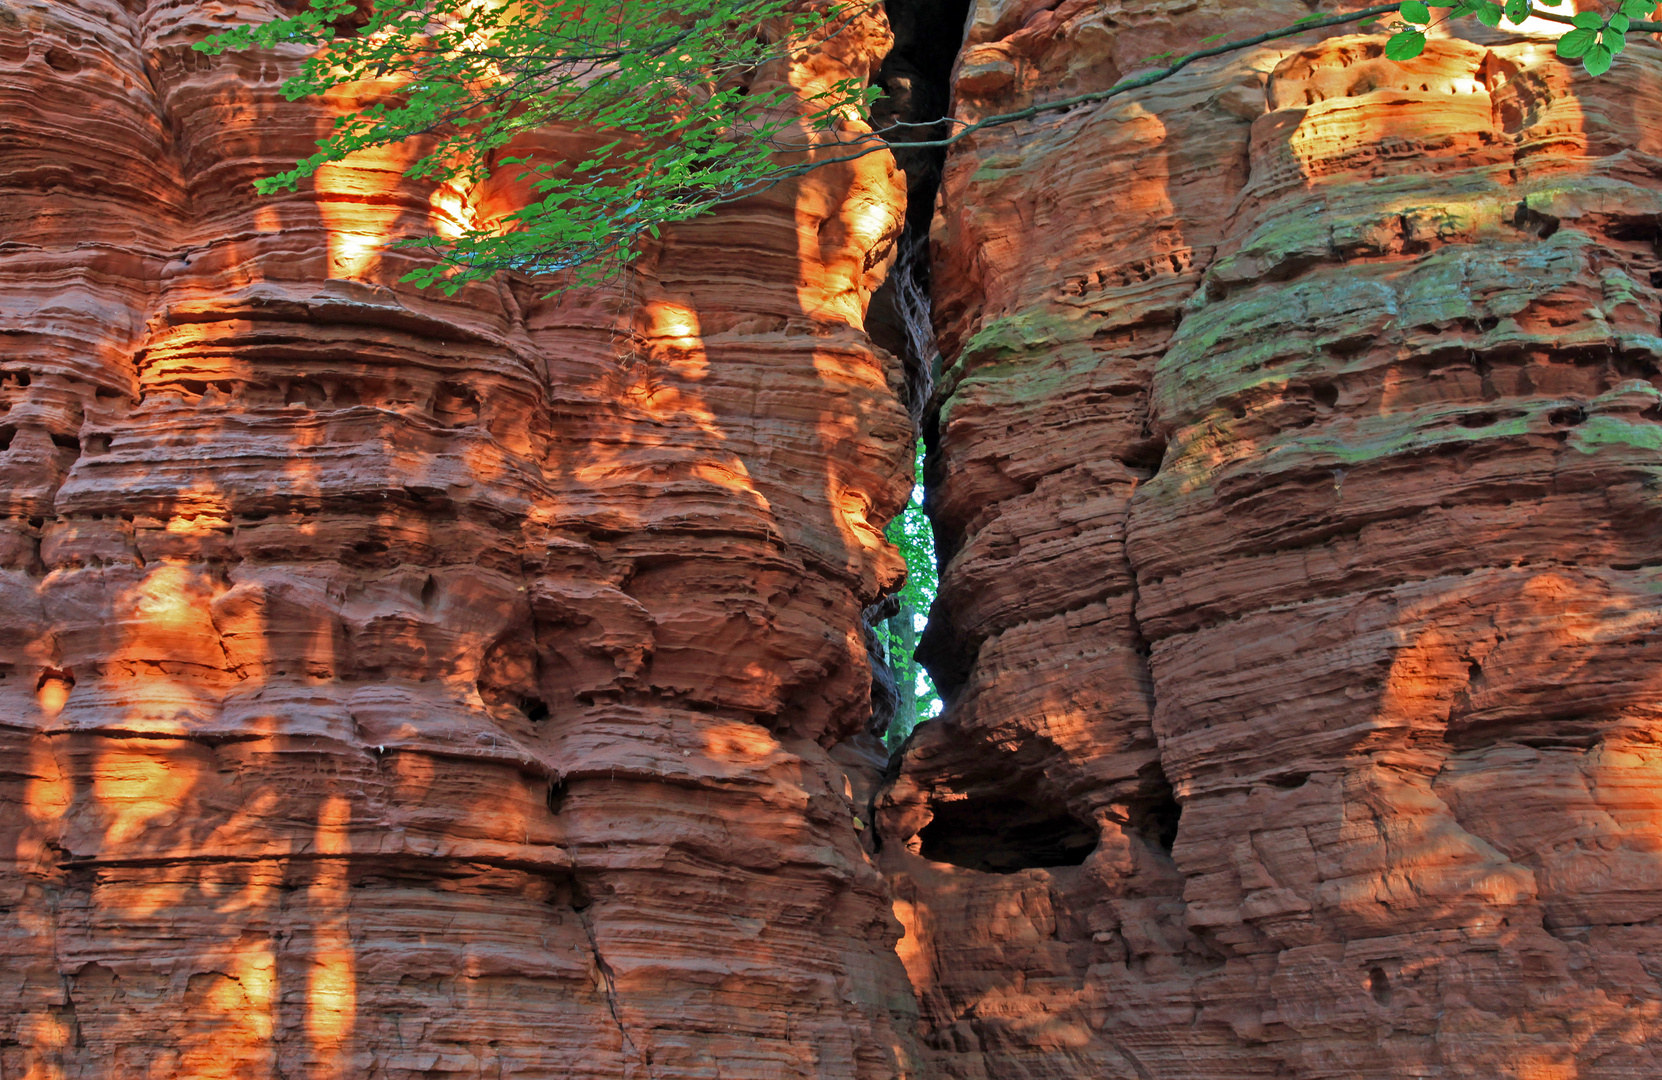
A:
[755,1,1662,186]
[756,3,1405,180]
[1527,5,1661,31]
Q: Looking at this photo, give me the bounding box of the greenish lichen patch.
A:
[1155,230,1615,425]
[1197,171,1662,306]
[1202,172,1507,295]
[1151,385,1662,501]
[943,308,1092,383]
[1599,266,1648,319]
[1514,174,1662,227]
[961,309,1083,359]
[969,152,1031,184]
[1569,415,1662,454]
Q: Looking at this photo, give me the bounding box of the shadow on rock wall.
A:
[0,0,926,1076]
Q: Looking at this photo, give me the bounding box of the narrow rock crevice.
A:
[865,0,969,425]
[578,903,648,1078]
[873,0,972,237]
[859,0,969,743]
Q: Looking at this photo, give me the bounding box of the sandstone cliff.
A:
[5,0,1662,1077]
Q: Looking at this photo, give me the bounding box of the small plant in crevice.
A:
[875,438,940,750]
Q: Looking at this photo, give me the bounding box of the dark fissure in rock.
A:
[919,790,1098,873]
[859,0,970,739]
[874,0,972,235]
[865,0,969,420]
[1126,762,1183,854]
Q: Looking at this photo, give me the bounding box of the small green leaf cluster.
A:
[1389,0,1655,76]
[197,0,880,294]
[874,440,941,749]
[1554,3,1651,73]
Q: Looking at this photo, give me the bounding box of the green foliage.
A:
[196,0,878,294]
[874,440,940,749]
[202,1,1654,297]
[1389,0,1657,75]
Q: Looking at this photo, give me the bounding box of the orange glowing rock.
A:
[882,4,1662,1076]
[0,1,917,1075]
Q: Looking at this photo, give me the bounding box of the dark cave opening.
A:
[919,792,1099,873]
[1368,966,1393,1006]
[1130,787,1181,854]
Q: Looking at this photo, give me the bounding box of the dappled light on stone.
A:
[878,3,1662,1077]
[0,0,919,1075]
[6,0,1662,1076]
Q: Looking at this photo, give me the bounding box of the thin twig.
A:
[1527,4,1660,30]
[752,1,1662,184]
[757,4,1404,178]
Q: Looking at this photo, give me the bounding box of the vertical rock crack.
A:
[577,907,649,1079]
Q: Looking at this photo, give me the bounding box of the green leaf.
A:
[1621,0,1653,18]
[1474,1,1505,26]
[1607,26,1628,52]
[1386,29,1428,60]
[1400,0,1431,23]
[1504,0,1531,23]
[1609,14,1631,34]
[1571,10,1605,28]
[1583,42,1614,74]
[1557,26,1598,56]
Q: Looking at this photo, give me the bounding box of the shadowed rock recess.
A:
[4,0,1662,1079]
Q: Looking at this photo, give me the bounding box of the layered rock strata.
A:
[883,2,1662,1077]
[0,1,922,1076]
[9,0,1662,1075]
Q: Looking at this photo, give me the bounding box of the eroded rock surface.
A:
[883,3,1662,1077]
[9,0,1662,1075]
[0,1,921,1076]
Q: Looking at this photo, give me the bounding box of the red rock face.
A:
[884,2,1662,1077]
[10,0,1662,1075]
[0,1,922,1076]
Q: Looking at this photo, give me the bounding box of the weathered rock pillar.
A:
[882,3,1662,1076]
[0,1,920,1076]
